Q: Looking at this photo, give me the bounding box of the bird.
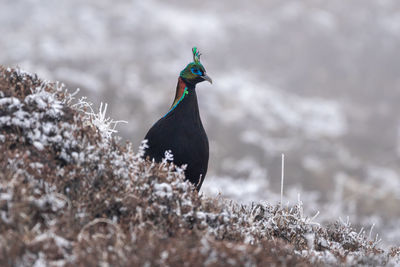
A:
[144,47,212,191]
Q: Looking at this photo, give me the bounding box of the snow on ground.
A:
[1,0,400,249]
[2,66,400,265]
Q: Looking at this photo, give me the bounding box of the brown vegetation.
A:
[0,66,398,266]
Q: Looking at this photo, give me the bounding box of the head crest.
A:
[192,47,201,63]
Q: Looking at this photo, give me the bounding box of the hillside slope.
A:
[0,66,399,266]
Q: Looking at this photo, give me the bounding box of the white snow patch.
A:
[33,253,47,267]
[33,141,44,151]
[153,183,173,198]
[29,162,44,169]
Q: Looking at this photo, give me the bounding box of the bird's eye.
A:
[191,67,203,76]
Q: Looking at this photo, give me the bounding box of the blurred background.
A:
[1,0,400,246]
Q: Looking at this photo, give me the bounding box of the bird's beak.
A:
[202,74,213,84]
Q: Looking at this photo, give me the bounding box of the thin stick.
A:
[280,153,285,208]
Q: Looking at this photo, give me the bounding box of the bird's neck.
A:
[172,77,190,108]
[163,77,197,118]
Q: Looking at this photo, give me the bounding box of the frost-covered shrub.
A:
[0,66,399,266]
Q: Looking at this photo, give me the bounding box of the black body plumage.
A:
[144,79,209,190]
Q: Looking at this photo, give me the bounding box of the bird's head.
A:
[180,47,212,85]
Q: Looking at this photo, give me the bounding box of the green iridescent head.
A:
[180,47,212,85]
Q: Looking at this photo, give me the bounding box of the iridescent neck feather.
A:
[163,77,189,118]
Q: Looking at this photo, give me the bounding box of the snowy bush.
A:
[0,66,399,266]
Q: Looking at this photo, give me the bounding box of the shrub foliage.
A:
[0,66,398,266]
